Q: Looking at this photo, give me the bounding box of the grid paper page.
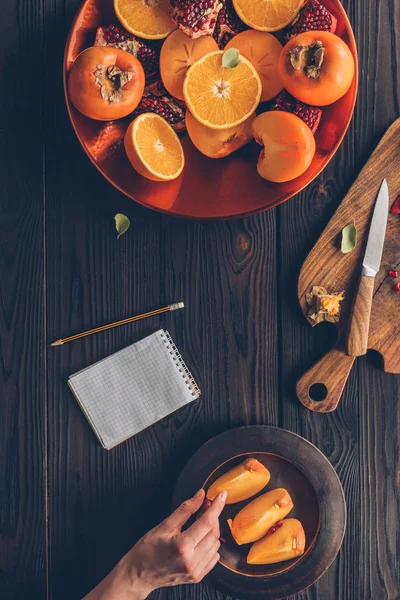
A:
[68,330,200,449]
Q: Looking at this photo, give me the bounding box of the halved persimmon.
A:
[225,30,283,102]
[252,111,315,183]
[206,458,270,503]
[68,46,145,121]
[160,29,218,100]
[279,31,355,106]
[124,113,184,181]
[186,110,255,159]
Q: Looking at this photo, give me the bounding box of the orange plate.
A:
[63,0,358,219]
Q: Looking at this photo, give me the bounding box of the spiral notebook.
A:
[68,330,200,449]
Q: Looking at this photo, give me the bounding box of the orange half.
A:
[114,0,175,40]
[232,0,303,32]
[183,51,261,130]
[124,113,184,181]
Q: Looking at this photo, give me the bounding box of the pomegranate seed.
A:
[276,520,284,528]
[394,283,400,291]
[203,498,212,510]
[267,526,277,535]
[389,270,398,278]
[219,536,227,544]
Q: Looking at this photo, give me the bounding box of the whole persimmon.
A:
[279,31,355,106]
[252,111,316,183]
[68,46,145,120]
[186,110,256,159]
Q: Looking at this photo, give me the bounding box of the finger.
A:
[194,528,220,558]
[192,551,220,583]
[182,491,226,546]
[163,489,205,532]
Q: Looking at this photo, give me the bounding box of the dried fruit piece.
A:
[213,0,246,48]
[305,286,345,325]
[391,195,400,214]
[206,457,271,504]
[227,488,294,545]
[252,111,315,183]
[225,31,283,102]
[160,29,218,100]
[233,0,303,32]
[247,518,305,565]
[169,0,223,39]
[273,90,322,134]
[186,110,255,158]
[183,50,261,130]
[94,25,159,78]
[285,0,337,40]
[114,0,175,40]
[132,81,186,132]
[124,113,185,181]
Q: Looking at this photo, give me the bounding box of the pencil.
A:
[50,302,185,346]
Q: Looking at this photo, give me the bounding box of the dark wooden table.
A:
[1,1,399,599]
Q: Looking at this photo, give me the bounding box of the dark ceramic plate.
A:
[172,426,346,599]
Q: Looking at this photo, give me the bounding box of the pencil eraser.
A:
[170,302,184,310]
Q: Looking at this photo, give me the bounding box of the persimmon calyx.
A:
[289,40,325,79]
[94,64,134,103]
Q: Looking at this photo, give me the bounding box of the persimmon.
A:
[279,31,355,106]
[252,111,315,183]
[160,29,218,101]
[68,46,145,121]
[247,518,306,565]
[186,110,255,159]
[225,31,283,102]
[206,458,270,503]
[227,488,294,545]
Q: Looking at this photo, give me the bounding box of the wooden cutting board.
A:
[296,119,400,413]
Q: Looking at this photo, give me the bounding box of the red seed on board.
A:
[394,282,400,291]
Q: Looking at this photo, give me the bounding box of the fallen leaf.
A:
[341,223,357,254]
[114,213,130,239]
[222,48,240,68]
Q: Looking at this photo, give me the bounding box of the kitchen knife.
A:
[346,179,389,356]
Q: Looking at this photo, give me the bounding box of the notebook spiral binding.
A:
[161,331,201,398]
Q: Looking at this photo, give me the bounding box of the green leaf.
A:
[341,223,357,254]
[222,48,240,68]
[114,213,130,239]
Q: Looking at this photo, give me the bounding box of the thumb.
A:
[163,489,205,532]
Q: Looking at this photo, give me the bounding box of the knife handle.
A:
[346,275,375,356]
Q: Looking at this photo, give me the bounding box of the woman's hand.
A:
[83,488,226,600]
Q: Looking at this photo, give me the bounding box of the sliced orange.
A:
[124,113,184,181]
[183,51,261,130]
[232,0,303,32]
[114,0,175,40]
[225,31,283,102]
[160,29,218,101]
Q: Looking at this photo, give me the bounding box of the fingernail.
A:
[194,489,204,499]
[220,491,227,502]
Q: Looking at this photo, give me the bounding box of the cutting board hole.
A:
[308,383,328,402]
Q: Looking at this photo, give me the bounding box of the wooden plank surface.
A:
[0,0,46,598]
[1,0,399,600]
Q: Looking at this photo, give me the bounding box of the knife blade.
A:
[362,179,389,276]
[346,179,389,356]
